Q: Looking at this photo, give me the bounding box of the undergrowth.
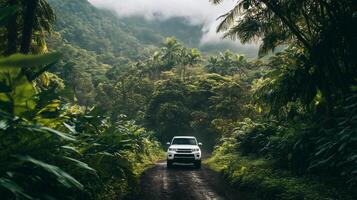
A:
[205,137,354,200]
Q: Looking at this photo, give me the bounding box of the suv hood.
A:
[169,145,199,149]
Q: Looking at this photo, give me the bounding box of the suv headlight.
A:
[168,148,177,152]
[192,148,200,152]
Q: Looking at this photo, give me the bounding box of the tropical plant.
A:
[160,37,183,70]
[179,48,202,80]
[0,53,95,199]
[211,0,357,114]
[205,50,249,76]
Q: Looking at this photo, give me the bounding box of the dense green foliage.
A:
[214,0,357,112]
[206,140,354,200]
[0,1,163,199]
[205,51,251,75]
[47,0,153,62]
[47,0,256,72]
[0,55,162,199]
[204,0,357,199]
[0,53,163,199]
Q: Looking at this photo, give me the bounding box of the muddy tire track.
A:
[139,162,250,200]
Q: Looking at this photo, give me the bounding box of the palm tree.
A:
[205,57,219,73]
[205,50,248,76]
[161,37,182,70]
[147,51,164,80]
[217,51,235,75]
[211,0,356,114]
[183,48,201,79]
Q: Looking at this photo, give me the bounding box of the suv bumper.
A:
[167,152,201,163]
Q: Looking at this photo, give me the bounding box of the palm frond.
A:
[223,16,261,43]
[216,3,241,32]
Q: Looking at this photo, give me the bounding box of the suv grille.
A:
[176,149,192,153]
[174,154,195,158]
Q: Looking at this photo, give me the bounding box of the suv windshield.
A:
[172,138,197,145]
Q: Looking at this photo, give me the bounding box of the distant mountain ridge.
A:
[48,0,257,59]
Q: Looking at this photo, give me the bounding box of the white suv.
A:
[166,136,202,169]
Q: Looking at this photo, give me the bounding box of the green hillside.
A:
[48,0,154,61]
[47,0,154,92]
[48,0,257,60]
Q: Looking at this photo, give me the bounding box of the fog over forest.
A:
[88,0,259,50]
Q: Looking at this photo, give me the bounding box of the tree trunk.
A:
[5,0,18,55]
[20,0,39,54]
[182,65,186,80]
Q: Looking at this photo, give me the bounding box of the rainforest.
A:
[0,0,356,199]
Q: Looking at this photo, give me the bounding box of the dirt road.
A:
[139,162,249,200]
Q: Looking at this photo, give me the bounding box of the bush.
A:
[65,111,165,199]
[309,90,357,186]
[234,119,277,155]
[0,54,164,199]
[231,91,357,185]
[206,145,354,200]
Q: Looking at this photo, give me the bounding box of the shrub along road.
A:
[139,161,250,200]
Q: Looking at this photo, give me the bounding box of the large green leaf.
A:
[0,53,62,116]
[40,127,76,141]
[0,69,36,116]
[0,53,61,68]
[17,156,83,189]
[63,156,97,175]
[0,178,32,199]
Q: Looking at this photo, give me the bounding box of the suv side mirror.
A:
[166,142,171,145]
[198,142,203,146]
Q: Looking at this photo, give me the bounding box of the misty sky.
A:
[88,0,257,49]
